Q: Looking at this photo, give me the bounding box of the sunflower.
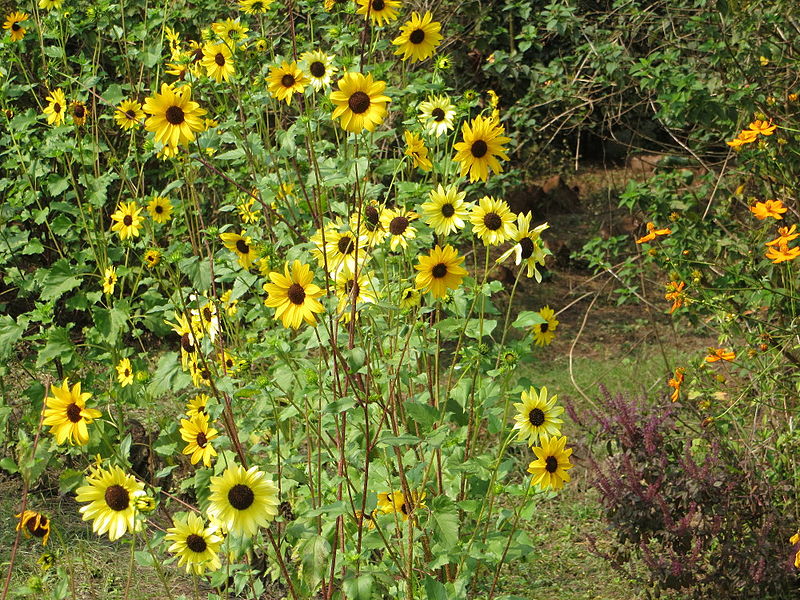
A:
[143,248,162,269]
[335,266,379,322]
[16,511,51,546]
[311,224,368,275]
[399,287,421,310]
[239,0,274,13]
[392,11,442,63]
[221,290,239,316]
[114,99,145,130]
[71,101,87,126]
[186,393,210,418]
[237,196,260,224]
[420,184,469,236]
[512,386,564,445]
[350,201,387,247]
[207,464,279,537]
[211,18,249,45]
[147,196,172,223]
[3,12,29,42]
[192,299,220,341]
[220,230,256,270]
[418,95,455,137]
[381,208,419,251]
[166,312,202,370]
[532,306,559,346]
[110,201,144,241]
[470,196,516,246]
[201,43,235,83]
[263,260,326,329]
[116,358,134,387]
[180,413,219,467]
[75,465,146,541]
[403,131,432,171]
[143,83,207,148]
[39,0,63,9]
[377,490,426,521]
[166,513,224,575]
[300,50,337,91]
[414,244,468,299]
[527,435,573,491]
[453,114,510,182]
[330,72,391,134]
[43,89,67,126]
[355,0,401,25]
[496,212,549,280]
[42,378,102,446]
[102,266,117,294]
[267,61,308,105]
[218,350,241,374]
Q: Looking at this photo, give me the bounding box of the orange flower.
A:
[635,222,672,244]
[664,281,686,313]
[746,120,776,136]
[765,242,800,264]
[667,367,685,402]
[705,348,735,363]
[726,129,758,147]
[765,224,799,246]
[750,199,787,220]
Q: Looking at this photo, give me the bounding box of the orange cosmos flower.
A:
[667,367,685,402]
[635,222,672,244]
[765,224,799,246]
[746,119,776,136]
[664,281,686,313]
[750,199,787,220]
[765,242,800,264]
[705,348,736,363]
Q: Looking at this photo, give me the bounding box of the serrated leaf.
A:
[38,259,81,302]
[148,353,191,396]
[36,327,76,368]
[0,315,25,360]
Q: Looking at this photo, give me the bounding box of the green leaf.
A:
[378,433,421,447]
[343,574,374,600]
[404,400,439,428]
[298,535,330,590]
[93,304,129,342]
[0,315,25,360]
[148,353,191,396]
[36,327,76,368]
[430,497,459,550]
[464,318,497,340]
[424,576,448,600]
[512,311,547,329]
[38,259,81,302]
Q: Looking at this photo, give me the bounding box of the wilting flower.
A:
[102,266,118,294]
[16,511,51,546]
[664,281,687,313]
[496,212,549,281]
[667,367,685,402]
[403,131,432,171]
[220,230,256,270]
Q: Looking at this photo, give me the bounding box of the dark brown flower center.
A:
[104,484,130,511]
[287,283,306,305]
[409,29,425,44]
[53,103,62,114]
[519,237,535,259]
[181,333,195,353]
[471,139,488,158]
[215,53,225,66]
[337,235,355,255]
[431,107,445,122]
[185,533,207,553]
[400,503,409,515]
[165,105,185,125]
[155,204,163,213]
[227,483,255,510]
[310,61,326,78]
[281,73,296,88]
[528,408,545,427]
[344,279,360,297]
[540,322,549,333]
[74,105,86,118]
[123,214,133,226]
[365,206,380,229]
[483,212,502,230]
[545,456,559,473]
[372,0,385,10]
[431,263,448,278]
[12,23,21,31]
[389,216,408,236]
[124,368,131,377]
[125,110,136,119]
[441,203,455,218]
[196,432,208,448]
[192,48,204,63]
[236,239,250,254]
[66,403,83,423]
[348,91,371,114]
[203,307,212,322]
[26,515,49,537]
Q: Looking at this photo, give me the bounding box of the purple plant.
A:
[568,387,797,599]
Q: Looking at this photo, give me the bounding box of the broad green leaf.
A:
[38,259,81,302]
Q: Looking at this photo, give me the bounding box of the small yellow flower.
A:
[147,196,173,223]
[116,358,134,387]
